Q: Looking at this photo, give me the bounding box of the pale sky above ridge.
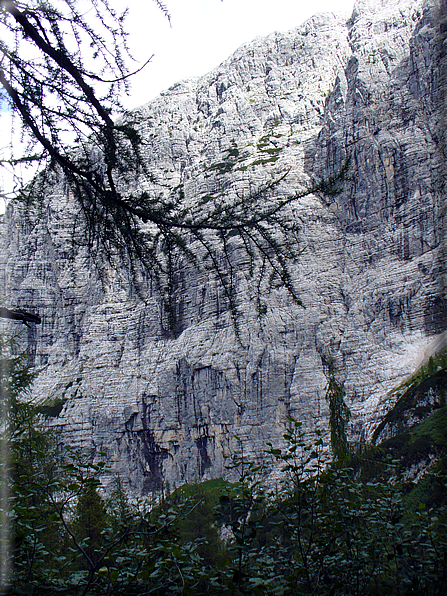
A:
[118,0,355,109]
[0,0,355,211]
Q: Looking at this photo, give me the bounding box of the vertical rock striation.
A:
[0,0,445,494]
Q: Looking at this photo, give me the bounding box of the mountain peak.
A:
[1,0,443,495]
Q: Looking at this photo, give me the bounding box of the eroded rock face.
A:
[0,0,445,494]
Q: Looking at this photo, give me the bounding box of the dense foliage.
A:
[1,341,446,595]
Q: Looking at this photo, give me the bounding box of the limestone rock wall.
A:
[0,0,445,494]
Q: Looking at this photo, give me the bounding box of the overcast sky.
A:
[0,0,355,210]
[118,0,355,109]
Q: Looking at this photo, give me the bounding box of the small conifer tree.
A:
[73,481,108,565]
[323,354,351,459]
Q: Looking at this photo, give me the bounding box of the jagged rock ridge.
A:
[0,0,445,494]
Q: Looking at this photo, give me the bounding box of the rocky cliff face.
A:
[0,0,445,494]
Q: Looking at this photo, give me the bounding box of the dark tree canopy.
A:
[0,0,349,329]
